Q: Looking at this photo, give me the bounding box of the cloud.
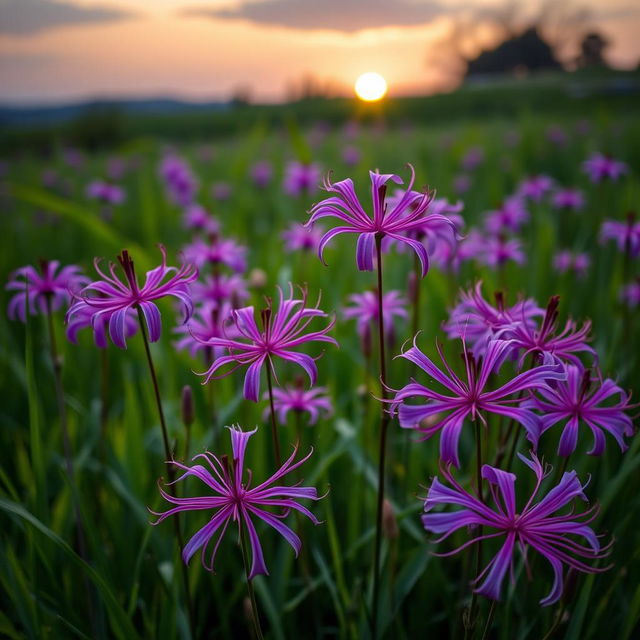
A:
[0,0,136,36]
[181,0,453,33]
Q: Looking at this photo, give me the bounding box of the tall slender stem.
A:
[136,308,195,632]
[480,600,497,640]
[265,362,282,467]
[372,234,390,638]
[240,520,265,640]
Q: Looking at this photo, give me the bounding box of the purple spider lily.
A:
[522,363,635,457]
[190,274,249,308]
[342,145,360,166]
[282,222,324,253]
[460,146,485,171]
[250,161,273,189]
[484,196,529,234]
[199,285,337,402]
[552,188,585,212]
[583,153,628,183]
[67,245,197,349]
[173,303,238,360]
[283,161,321,197]
[263,384,333,425]
[553,251,590,278]
[182,204,220,234]
[479,234,526,268]
[503,296,596,366]
[620,279,640,308]
[152,426,322,577]
[453,174,471,195]
[391,337,565,467]
[86,180,125,205]
[160,153,198,207]
[517,175,554,202]
[66,301,137,348]
[422,454,611,605]
[600,214,640,257]
[183,235,247,273]
[343,289,407,355]
[7,260,88,322]
[307,165,455,277]
[443,282,543,357]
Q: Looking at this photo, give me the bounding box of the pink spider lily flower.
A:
[553,251,590,278]
[283,161,321,197]
[422,454,611,605]
[190,274,249,308]
[517,175,554,202]
[151,426,323,577]
[86,180,125,205]
[307,165,455,277]
[66,302,137,348]
[199,285,337,402]
[262,385,333,425]
[599,214,640,258]
[502,296,596,366]
[183,235,247,273]
[479,234,526,268]
[552,188,585,212]
[582,153,628,183]
[6,260,88,322]
[484,196,529,234]
[619,279,640,309]
[282,222,324,253]
[173,303,238,360]
[443,282,543,357]
[159,153,198,207]
[182,204,220,235]
[250,161,273,189]
[67,245,197,349]
[522,364,635,457]
[343,289,408,355]
[390,338,565,467]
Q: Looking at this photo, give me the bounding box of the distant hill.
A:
[0,98,229,127]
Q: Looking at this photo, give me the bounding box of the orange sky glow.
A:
[0,0,638,104]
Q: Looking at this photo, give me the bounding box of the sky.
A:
[0,0,639,105]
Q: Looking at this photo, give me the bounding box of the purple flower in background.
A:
[484,196,529,234]
[342,146,360,166]
[160,153,198,206]
[250,161,273,189]
[152,426,322,577]
[106,156,127,180]
[600,215,640,257]
[391,338,565,467]
[343,289,407,353]
[480,234,526,268]
[308,165,455,276]
[86,180,125,205]
[423,454,610,605]
[443,282,543,357]
[68,245,197,349]
[263,384,333,425]
[546,125,568,147]
[282,222,324,253]
[505,296,595,366]
[460,146,485,171]
[552,188,585,211]
[283,161,321,197]
[553,251,590,278]
[518,175,554,202]
[583,153,628,183]
[63,148,85,168]
[173,303,238,359]
[190,274,249,308]
[211,182,232,201]
[183,236,247,273]
[182,204,220,234]
[200,285,337,402]
[620,279,640,308]
[453,174,471,194]
[7,260,88,322]
[67,303,137,348]
[523,363,634,457]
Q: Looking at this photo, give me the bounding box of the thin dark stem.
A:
[136,308,195,633]
[240,520,265,640]
[265,362,282,468]
[481,600,497,640]
[99,347,109,466]
[541,603,566,640]
[372,234,390,639]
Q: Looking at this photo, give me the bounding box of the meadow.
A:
[0,98,639,639]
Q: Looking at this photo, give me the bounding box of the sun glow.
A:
[354,72,388,102]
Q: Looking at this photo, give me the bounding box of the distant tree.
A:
[576,32,610,68]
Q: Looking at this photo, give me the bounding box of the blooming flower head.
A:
[553,251,590,278]
[282,222,324,253]
[182,204,220,234]
[7,260,88,322]
[552,188,585,212]
[343,289,408,354]
[200,285,337,402]
[263,384,333,425]
[583,152,628,183]
[66,302,137,348]
[600,214,640,257]
[443,282,543,357]
[523,363,635,457]
[160,153,198,206]
[479,234,526,268]
[152,426,322,577]
[620,278,640,308]
[86,180,125,205]
[517,175,554,202]
[250,161,273,189]
[484,196,529,234]
[422,454,611,605]
[308,165,455,277]
[67,245,197,349]
[190,274,249,308]
[283,161,321,197]
[391,337,565,467]
[173,303,238,360]
[183,235,247,273]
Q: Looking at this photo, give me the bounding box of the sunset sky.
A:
[1,0,639,105]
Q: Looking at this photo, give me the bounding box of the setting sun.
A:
[354,72,388,102]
